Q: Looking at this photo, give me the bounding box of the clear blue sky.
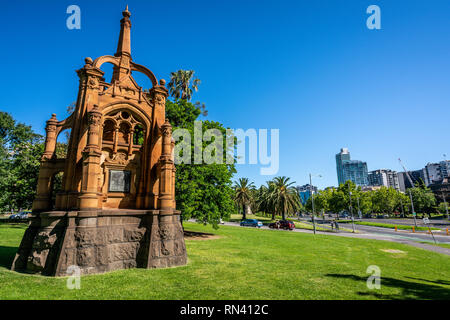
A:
[1,0,450,189]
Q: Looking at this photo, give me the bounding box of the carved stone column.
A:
[42,114,58,160]
[146,79,168,209]
[158,120,174,211]
[32,162,54,212]
[32,114,59,212]
[78,105,102,210]
[171,139,176,209]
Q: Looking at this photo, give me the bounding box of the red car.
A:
[268,220,295,230]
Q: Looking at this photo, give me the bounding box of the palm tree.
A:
[168,70,201,101]
[265,176,301,220]
[257,183,275,219]
[234,178,255,220]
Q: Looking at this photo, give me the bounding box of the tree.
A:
[327,181,360,217]
[233,178,255,220]
[438,202,449,217]
[372,187,398,214]
[256,183,273,218]
[329,188,345,217]
[409,185,436,215]
[311,188,332,214]
[165,75,236,228]
[264,176,301,220]
[394,191,410,217]
[0,112,43,212]
[168,70,201,101]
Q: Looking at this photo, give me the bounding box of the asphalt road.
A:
[359,218,450,228]
[338,222,450,244]
[301,217,450,244]
[223,219,450,244]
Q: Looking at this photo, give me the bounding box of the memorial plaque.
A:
[108,170,131,192]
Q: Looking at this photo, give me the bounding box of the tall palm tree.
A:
[168,70,201,101]
[234,178,255,220]
[265,176,301,220]
[257,183,275,219]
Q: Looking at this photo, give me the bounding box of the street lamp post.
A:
[357,196,361,219]
[408,189,417,227]
[443,154,449,221]
[442,192,449,220]
[309,174,316,235]
[309,173,322,235]
[349,190,355,233]
[400,197,405,218]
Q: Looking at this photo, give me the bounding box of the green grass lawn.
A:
[0,222,449,299]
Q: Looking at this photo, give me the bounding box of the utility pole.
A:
[400,197,405,218]
[442,192,449,220]
[349,189,355,233]
[409,189,417,227]
[443,154,449,220]
[399,158,418,227]
[357,196,361,219]
[309,174,322,234]
[309,173,316,235]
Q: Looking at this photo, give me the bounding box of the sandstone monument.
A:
[12,7,187,276]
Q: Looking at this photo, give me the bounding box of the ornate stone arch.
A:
[130,62,157,87]
[101,101,152,131]
[93,55,120,69]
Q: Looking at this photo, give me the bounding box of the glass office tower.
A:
[336,148,369,186]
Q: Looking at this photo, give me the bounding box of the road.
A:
[302,217,450,244]
[359,217,450,228]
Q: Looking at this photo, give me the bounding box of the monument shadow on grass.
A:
[326,273,450,300]
[0,246,18,270]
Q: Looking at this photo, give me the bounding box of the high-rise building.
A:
[335,148,369,186]
[428,177,450,204]
[296,184,318,205]
[336,148,351,185]
[397,169,427,191]
[368,169,400,190]
[424,161,450,185]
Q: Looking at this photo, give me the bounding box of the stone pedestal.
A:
[11,210,187,276]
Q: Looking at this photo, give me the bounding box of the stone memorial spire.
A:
[11,8,187,276]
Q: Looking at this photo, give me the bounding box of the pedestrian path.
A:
[293,227,450,256]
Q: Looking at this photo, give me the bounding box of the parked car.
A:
[9,211,30,220]
[240,219,263,228]
[339,212,349,219]
[268,220,295,230]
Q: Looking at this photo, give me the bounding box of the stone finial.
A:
[123,5,131,18]
[85,57,93,65]
[159,79,166,86]
[47,114,58,126]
